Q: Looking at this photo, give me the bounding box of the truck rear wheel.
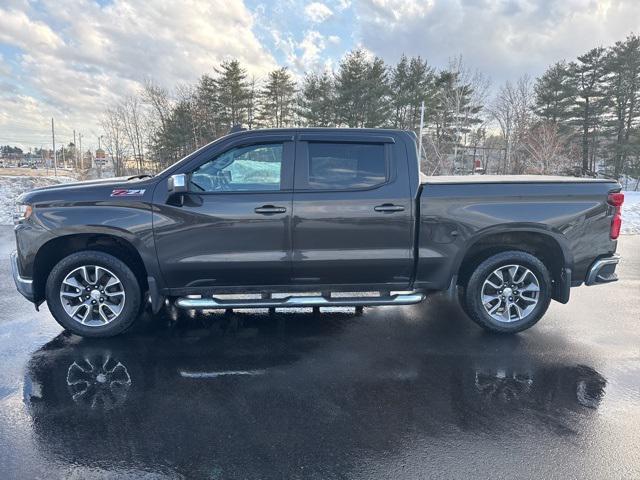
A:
[462,251,551,334]
[45,251,141,337]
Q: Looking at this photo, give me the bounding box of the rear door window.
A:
[302,142,387,190]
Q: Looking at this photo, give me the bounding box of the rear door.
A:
[291,133,414,289]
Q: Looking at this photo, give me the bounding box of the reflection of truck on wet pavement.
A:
[11,128,624,337]
[22,314,607,478]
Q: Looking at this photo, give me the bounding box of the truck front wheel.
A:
[462,251,552,334]
[45,251,141,337]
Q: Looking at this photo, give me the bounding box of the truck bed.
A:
[415,174,619,293]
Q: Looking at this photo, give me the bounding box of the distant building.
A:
[94,148,107,167]
[80,149,92,169]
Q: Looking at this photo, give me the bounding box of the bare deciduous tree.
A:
[490,75,534,174]
[523,121,570,174]
[120,95,146,174]
[101,107,129,176]
[438,55,490,173]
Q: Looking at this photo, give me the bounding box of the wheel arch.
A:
[454,226,572,299]
[32,232,150,303]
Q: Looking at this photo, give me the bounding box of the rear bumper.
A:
[585,254,620,286]
[10,251,34,302]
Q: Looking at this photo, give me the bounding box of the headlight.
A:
[14,204,33,224]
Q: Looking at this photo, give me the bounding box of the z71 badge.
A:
[111,189,146,197]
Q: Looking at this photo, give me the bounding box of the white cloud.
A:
[269,28,329,75]
[0,0,277,149]
[298,30,327,70]
[355,0,640,86]
[0,8,63,52]
[304,2,334,22]
[270,29,299,67]
[4,0,640,150]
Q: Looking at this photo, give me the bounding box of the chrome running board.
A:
[175,292,425,310]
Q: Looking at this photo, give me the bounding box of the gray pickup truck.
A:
[11,128,623,337]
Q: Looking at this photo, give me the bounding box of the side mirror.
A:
[168,173,188,194]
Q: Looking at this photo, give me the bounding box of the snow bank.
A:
[0,175,75,225]
[622,190,640,235]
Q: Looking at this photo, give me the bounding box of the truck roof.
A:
[247,127,410,134]
[420,174,617,185]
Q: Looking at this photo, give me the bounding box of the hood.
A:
[30,176,132,192]
[17,176,152,204]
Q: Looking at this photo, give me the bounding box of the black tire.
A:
[45,251,141,337]
[462,250,552,334]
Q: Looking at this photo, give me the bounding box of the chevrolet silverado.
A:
[11,128,623,337]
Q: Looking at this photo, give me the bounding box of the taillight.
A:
[608,192,624,207]
[611,214,622,239]
[608,192,624,240]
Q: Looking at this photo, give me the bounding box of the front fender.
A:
[18,203,160,287]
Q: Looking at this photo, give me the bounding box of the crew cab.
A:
[11,128,623,337]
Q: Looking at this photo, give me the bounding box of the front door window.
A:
[190,143,283,192]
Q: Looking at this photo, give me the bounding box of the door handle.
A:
[374,204,405,213]
[255,205,287,214]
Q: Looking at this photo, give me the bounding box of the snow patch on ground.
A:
[622,190,640,235]
[0,175,75,225]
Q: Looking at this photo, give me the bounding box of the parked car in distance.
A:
[12,128,623,337]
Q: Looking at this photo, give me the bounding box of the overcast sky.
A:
[1,0,639,151]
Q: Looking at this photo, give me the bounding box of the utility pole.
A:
[79,133,82,169]
[73,129,77,170]
[418,101,425,170]
[97,136,102,178]
[62,145,65,169]
[51,118,57,177]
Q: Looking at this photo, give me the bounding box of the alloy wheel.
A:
[480,264,540,323]
[59,265,126,327]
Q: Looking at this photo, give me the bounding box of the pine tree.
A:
[391,54,410,128]
[246,76,259,130]
[165,100,196,157]
[568,47,610,172]
[259,67,297,128]
[195,74,223,141]
[214,59,251,129]
[334,49,390,127]
[533,61,574,127]
[430,70,455,149]
[406,56,435,130]
[606,35,640,177]
[432,69,484,152]
[364,57,391,127]
[390,55,433,130]
[297,71,336,126]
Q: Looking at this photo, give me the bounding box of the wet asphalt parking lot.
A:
[0,225,639,479]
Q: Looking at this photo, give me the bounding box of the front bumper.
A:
[585,254,620,286]
[11,251,35,302]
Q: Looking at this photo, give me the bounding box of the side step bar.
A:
[175,292,425,310]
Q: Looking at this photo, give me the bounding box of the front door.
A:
[154,138,294,289]
[291,134,414,289]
